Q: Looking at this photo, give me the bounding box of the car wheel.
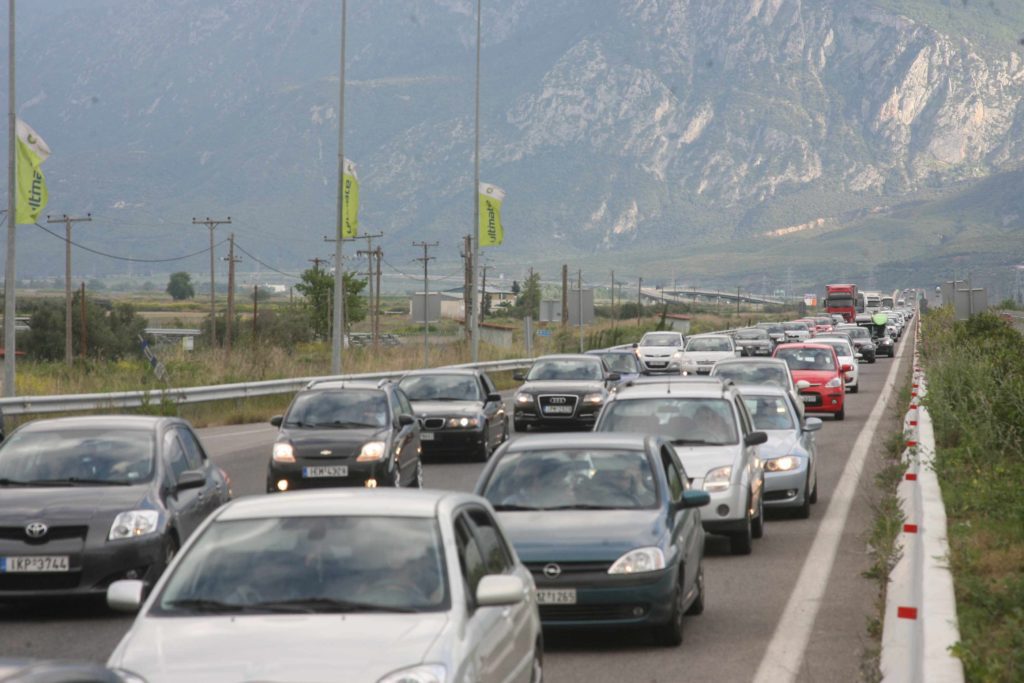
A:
[685,564,705,616]
[159,535,179,577]
[654,573,685,646]
[810,472,818,503]
[407,459,424,488]
[392,465,403,488]
[850,384,859,394]
[835,406,845,421]
[530,639,544,683]
[795,472,812,519]
[729,501,753,556]
[751,489,765,539]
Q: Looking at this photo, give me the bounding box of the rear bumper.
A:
[799,388,844,414]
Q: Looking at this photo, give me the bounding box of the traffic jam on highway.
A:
[0,291,916,682]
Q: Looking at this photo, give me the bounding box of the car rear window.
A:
[711,363,789,388]
[686,337,732,352]
[775,348,836,371]
[598,397,739,445]
[742,396,795,431]
[526,359,603,381]
[399,375,481,401]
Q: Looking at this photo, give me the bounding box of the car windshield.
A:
[0,428,155,485]
[782,322,808,331]
[818,340,853,357]
[599,353,640,374]
[735,329,767,340]
[775,348,836,371]
[639,333,682,347]
[743,396,796,431]
[482,449,657,511]
[840,326,869,339]
[757,324,784,334]
[285,390,388,428]
[598,397,739,445]
[712,363,790,388]
[686,337,732,352]
[155,516,449,614]
[526,359,603,381]
[399,375,481,402]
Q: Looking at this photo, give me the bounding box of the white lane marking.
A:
[753,337,909,682]
[198,425,274,441]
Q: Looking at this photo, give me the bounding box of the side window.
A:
[396,390,413,417]
[734,398,753,435]
[162,431,189,483]
[454,515,488,602]
[176,426,206,471]
[660,446,685,501]
[465,508,514,575]
[481,374,497,397]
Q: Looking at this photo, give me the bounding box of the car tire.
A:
[795,473,812,519]
[835,406,845,421]
[530,639,544,683]
[477,436,493,463]
[407,460,424,488]
[654,573,685,646]
[751,489,765,539]
[810,473,819,504]
[850,384,859,394]
[685,564,705,616]
[514,419,528,433]
[729,503,754,556]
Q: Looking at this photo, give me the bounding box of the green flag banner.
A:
[479,182,505,248]
[341,158,359,238]
[15,119,50,224]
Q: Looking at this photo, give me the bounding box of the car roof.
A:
[774,343,834,351]
[735,383,788,397]
[713,357,788,367]
[504,432,654,453]
[303,379,387,391]
[613,376,737,398]
[399,368,479,378]
[533,354,602,362]
[17,415,174,433]
[216,489,482,521]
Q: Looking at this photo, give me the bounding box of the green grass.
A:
[922,308,1024,682]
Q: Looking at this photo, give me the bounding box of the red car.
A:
[772,343,851,420]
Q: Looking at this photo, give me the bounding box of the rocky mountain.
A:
[3,0,1024,290]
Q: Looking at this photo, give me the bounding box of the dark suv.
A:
[267,380,422,492]
[512,354,618,431]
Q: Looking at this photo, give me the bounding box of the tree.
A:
[512,272,542,320]
[26,297,147,361]
[166,272,195,300]
[294,267,367,339]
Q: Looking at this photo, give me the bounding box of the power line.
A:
[233,241,302,279]
[32,221,227,263]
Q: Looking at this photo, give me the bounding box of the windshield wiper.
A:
[28,477,131,486]
[0,478,30,486]
[310,421,379,429]
[670,438,720,446]
[542,504,624,510]
[249,598,420,614]
[491,504,543,511]
[163,598,253,613]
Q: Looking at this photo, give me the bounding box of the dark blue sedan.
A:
[474,433,709,646]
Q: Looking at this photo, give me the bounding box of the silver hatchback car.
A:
[106,490,542,683]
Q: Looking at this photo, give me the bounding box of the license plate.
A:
[696,367,712,374]
[536,588,577,605]
[801,395,817,404]
[543,405,574,415]
[420,432,435,441]
[0,556,70,573]
[302,466,348,478]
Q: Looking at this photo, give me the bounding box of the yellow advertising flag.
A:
[341,158,360,238]
[479,182,505,247]
[14,119,51,224]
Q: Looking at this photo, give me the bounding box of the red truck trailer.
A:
[825,284,858,323]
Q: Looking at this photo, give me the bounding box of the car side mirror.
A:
[734,350,742,357]
[486,393,503,404]
[605,372,621,382]
[270,415,283,427]
[803,417,823,432]
[512,371,525,382]
[476,574,526,607]
[399,414,416,426]
[841,364,854,373]
[176,470,206,492]
[795,380,811,390]
[677,490,710,509]
[744,431,768,446]
[107,579,146,613]
[854,353,863,359]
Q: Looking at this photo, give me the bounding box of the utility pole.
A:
[561,264,569,326]
[332,0,349,375]
[637,277,643,326]
[374,246,383,345]
[252,284,259,340]
[737,285,741,316]
[462,235,472,340]
[480,263,489,322]
[4,0,17,396]
[413,241,438,367]
[192,217,231,349]
[308,257,329,271]
[355,231,383,348]
[470,0,483,363]
[46,213,91,366]
[610,270,616,326]
[79,281,87,359]
[223,234,240,354]
[577,269,584,352]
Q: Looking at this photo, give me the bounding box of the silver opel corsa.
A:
[106,489,542,683]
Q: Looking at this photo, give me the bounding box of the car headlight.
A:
[108,510,160,541]
[515,392,534,405]
[765,455,801,472]
[357,441,387,462]
[703,466,732,493]
[825,377,843,388]
[378,664,446,683]
[272,442,295,463]
[608,547,666,575]
[446,417,479,428]
[582,392,604,405]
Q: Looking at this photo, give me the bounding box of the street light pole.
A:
[4,0,16,397]
[331,0,348,375]
[470,0,482,362]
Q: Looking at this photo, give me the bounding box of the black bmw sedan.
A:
[0,416,231,600]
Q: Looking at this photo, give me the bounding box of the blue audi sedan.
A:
[474,433,709,646]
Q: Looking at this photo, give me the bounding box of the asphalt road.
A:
[0,333,913,682]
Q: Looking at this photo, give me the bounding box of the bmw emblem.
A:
[543,563,561,579]
[25,522,48,539]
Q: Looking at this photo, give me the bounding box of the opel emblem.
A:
[320,449,332,456]
[543,563,561,579]
[25,522,48,539]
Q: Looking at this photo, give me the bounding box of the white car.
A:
[106,490,543,683]
[635,331,686,374]
[679,334,739,375]
[812,336,860,393]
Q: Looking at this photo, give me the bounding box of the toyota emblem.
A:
[25,522,48,539]
[543,563,561,579]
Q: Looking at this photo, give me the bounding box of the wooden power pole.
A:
[47,213,92,365]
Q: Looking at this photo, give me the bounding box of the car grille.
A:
[538,395,578,417]
[423,417,445,430]
[0,525,89,544]
[0,573,81,591]
[525,561,611,577]
[540,604,649,622]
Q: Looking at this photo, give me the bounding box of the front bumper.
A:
[514,404,602,429]
[530,564,678,629]
[419,427,486,456]
[690,479,748,529]
[680,362,716,375]
[640,358,680,373]
[0,531,166,599]
[267,457,395,491]
[799,387,845,414]
[763,460,809,509]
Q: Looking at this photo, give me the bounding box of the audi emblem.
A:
[547,397,567,404]
[25,522,48,539]
[543,563,562,578]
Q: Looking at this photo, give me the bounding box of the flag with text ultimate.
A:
[15,119,51,224]
[479,182,505,247]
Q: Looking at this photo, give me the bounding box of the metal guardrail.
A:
[0,358,535,418]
